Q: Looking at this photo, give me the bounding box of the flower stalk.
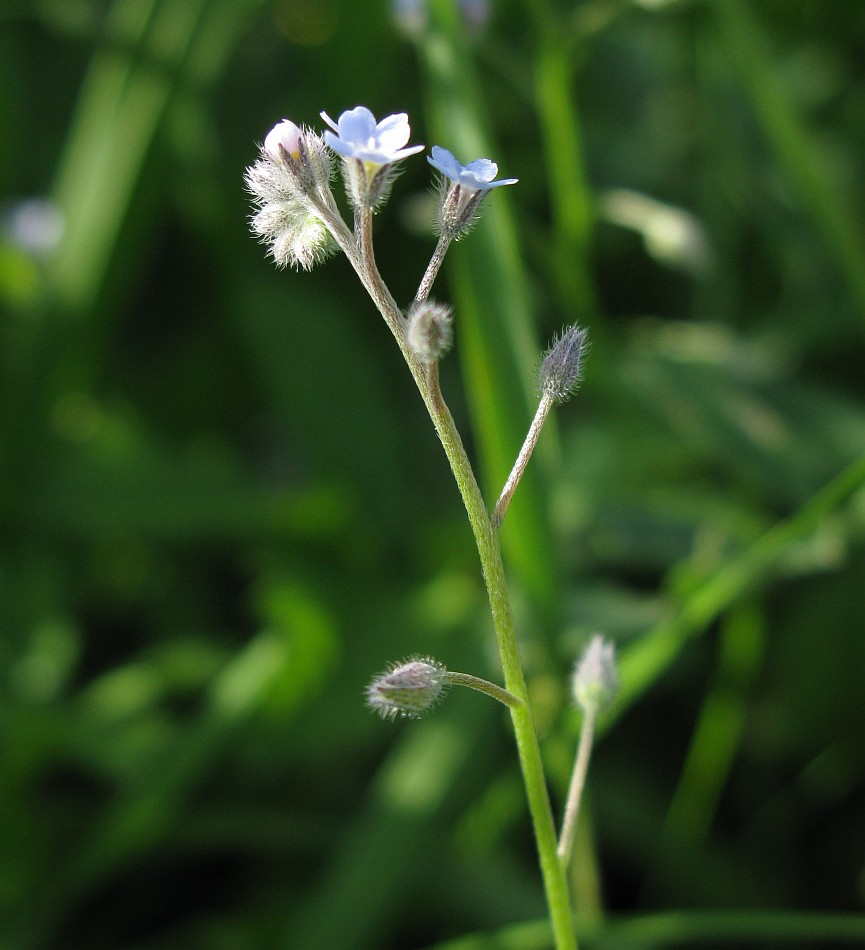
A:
[492,391,555,529]
[557,705,597,867]
[558,636,619,867]
[493,324,588,528]
[415,232,451,304]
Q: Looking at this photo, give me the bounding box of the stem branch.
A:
[320,199,578,950]
[492,392,555,529]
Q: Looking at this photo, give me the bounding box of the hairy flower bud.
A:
[539,324,588,403]
[407,300,453,363]
[366,657,448,720]
[572,635,618,715]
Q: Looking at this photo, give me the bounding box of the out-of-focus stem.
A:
[492,392,555,529]
[557,705,598,867]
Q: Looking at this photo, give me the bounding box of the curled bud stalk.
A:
[245,120,337,270]
[407,300,453,364]
[539,324,588,404]
[366,656,520,721]
[492,325,589,529]
[558,635,618,868]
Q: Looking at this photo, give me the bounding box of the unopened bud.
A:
[539,324,588,403]
[264,119,304,163]
[255,119,332,200]
[572,635,618,714]
[407,300,453,364]
[366,657,448,720]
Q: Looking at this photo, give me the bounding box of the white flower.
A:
[427,145,517,191]
[321,106,424,167]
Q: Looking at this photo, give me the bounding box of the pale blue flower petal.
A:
[338,106,377,145]
[428,146,462,180]
[463,158,498,182]
[321,106,423,167]
[374,113,411,152]
[428,145,517,190]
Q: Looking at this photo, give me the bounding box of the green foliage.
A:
[1,0,864,947]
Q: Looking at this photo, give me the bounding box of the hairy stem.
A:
[492,392,555,529]
[321,200,577,950]
[421,388,577,950]
[415,233,452,304]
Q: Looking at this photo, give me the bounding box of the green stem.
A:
[444,671,522,709]
[332,200,577,950]
[421,387,576,950]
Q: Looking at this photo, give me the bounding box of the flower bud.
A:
[572,635,618,714]
[539,324,588,403]
[264,119,304,163]
[366,657,448,720]
[406,300,453,364]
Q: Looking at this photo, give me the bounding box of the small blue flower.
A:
[427,145,518,191]
[321,106,424,166]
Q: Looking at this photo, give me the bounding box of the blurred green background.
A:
[2,0,865,947]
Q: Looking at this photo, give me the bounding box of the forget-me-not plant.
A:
[246,104,615,950]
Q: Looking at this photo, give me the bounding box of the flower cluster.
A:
[244,120,335,270]
[247,100,600,947]
[246,106,518,269]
